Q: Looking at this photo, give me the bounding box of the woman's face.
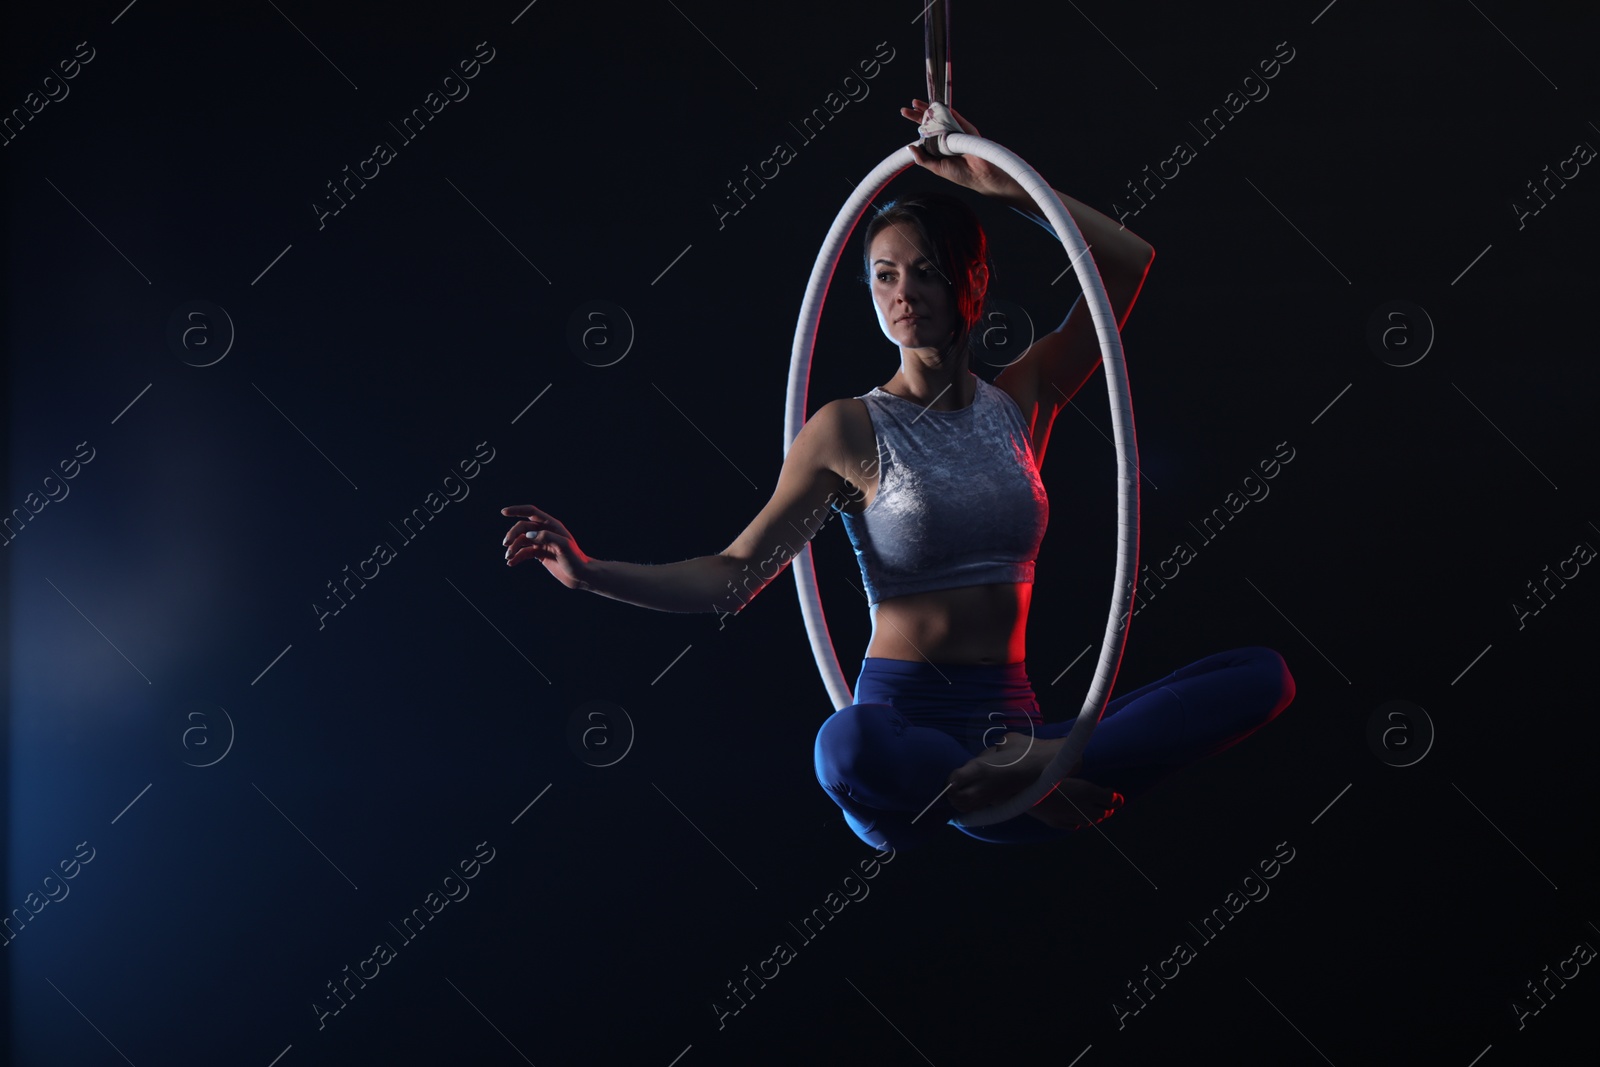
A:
[868,225,957,352]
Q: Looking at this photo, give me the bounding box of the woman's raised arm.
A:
[895,99,1155,465]
[901,98,1154,274]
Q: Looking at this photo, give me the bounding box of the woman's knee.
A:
[1237,645,1296,720]
[814,703,900,785]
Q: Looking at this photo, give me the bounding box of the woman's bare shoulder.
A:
[800,397,877,498]
[816,394,872,425]
[814,396,875,454]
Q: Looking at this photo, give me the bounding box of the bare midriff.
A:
[864,581,1031,665]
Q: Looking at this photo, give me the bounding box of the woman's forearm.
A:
[1003,185,1154,272]
[581,554,755,614]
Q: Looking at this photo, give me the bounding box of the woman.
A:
[501,100,1296,849]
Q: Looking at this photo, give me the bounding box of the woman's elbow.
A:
[712,551,770,611]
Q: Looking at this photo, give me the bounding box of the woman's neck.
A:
[885,354,974,410]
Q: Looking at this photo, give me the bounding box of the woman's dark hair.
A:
[860,192,990,362]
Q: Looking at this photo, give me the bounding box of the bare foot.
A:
[1029,777,1125,831]
[946,733,1123,830]
[946,732,1062,812]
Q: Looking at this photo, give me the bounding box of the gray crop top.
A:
[837,373,1049,605]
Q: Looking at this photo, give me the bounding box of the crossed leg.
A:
[814,646,1296,848]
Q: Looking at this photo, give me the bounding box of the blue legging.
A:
[813,646,1296,848]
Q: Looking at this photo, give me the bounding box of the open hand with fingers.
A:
[501,504,594,589]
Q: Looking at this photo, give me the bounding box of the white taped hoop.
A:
[784,136,1139,829]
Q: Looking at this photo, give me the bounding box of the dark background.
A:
[5,1,1597,1064]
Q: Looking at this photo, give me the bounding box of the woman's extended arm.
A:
[501,400,858,622]
[579,555,750,613]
